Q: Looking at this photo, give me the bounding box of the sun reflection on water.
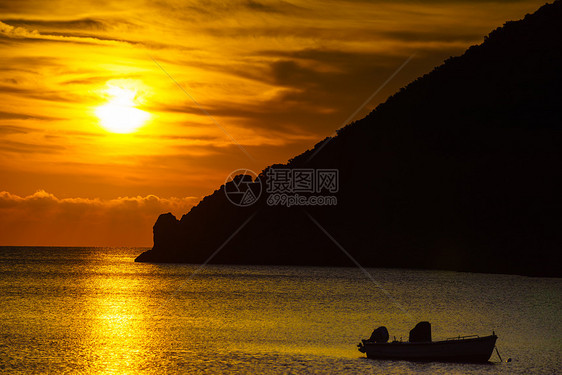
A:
[82,255,153,374]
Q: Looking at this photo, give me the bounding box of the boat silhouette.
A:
[358,322,497,363]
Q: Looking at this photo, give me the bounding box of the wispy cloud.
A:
[0,110,62,121]
[0,139,65,154]
[0,20,135,46]
[1,17,108,31]
[0,125,34,135]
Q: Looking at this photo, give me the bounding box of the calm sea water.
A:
[0,247,560,374]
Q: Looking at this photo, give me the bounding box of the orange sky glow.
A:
[0,0,546,246]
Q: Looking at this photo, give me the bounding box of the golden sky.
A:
[0,0,546,246]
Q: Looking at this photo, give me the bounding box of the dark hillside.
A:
[136,1,562,277]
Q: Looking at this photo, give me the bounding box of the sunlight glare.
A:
[96,86,150,134]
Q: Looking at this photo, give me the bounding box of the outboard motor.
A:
[369,326,389,343]
[409,322,432,342]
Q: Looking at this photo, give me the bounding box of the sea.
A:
[0,247,560,374]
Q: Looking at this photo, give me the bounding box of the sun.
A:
[95,86,150,134]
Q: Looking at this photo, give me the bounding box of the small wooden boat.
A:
[358,322,498,363]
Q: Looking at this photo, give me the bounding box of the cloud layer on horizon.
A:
[0,190,199,246]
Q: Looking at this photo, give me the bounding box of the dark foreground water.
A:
[0,247,560,374]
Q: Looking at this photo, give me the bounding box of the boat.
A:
[358,322,498,363]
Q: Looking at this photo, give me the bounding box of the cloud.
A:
[0,190,200,246]
[0,190,197,212]
[0,110,63,121]
[159,0,307,19]
[150,47,463,138]
[0,20,134,46]
[244,0,306,14]
[2,18,111,31]
[61,73,142,86]
[0,20,40,38]
[0,140,66,154]
[0,83,90,103]
[0,125,34,135]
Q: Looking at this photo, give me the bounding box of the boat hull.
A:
[360,335,497,363]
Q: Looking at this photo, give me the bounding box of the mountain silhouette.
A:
[136,1,562,277]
